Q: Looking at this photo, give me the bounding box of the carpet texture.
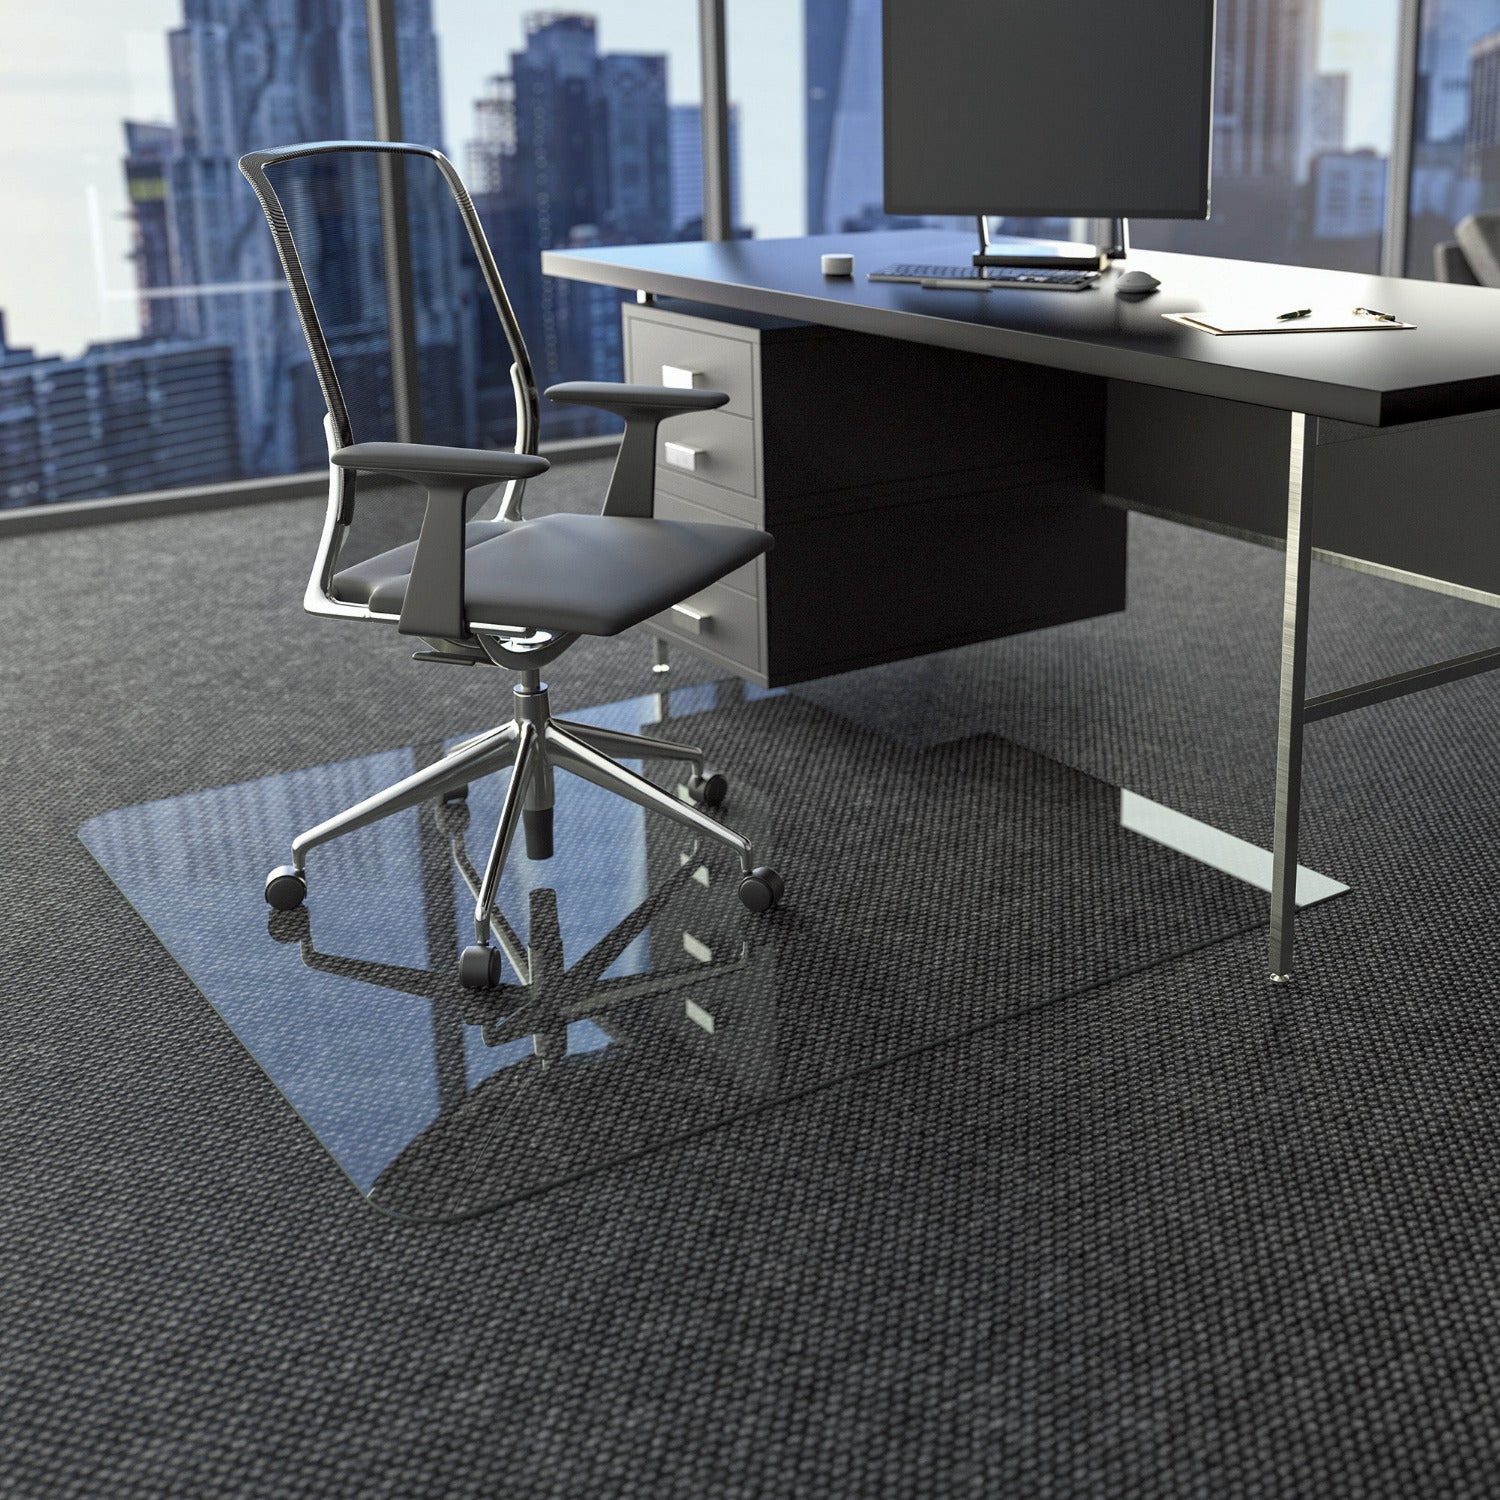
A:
[5,458,1500,1496]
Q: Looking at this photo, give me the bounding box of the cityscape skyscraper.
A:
[803,0,888,234]
[669,103,742,237]
[1420,0,1500,143]
[804,0,852,234]
[464,12,675,439]
[0,310,239,507]
[1466,27,1500,177]
[122,0,449,478]
[1213,0,1322,183]
[122,123,183,344]
[1409,0,1500,271]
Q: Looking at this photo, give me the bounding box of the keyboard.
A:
[868,262,1100,291]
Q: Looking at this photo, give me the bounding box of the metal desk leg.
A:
[1269,412,1317,983]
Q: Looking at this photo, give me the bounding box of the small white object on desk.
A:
[821,252,854,277]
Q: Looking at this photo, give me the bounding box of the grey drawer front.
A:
[653,489,763,597]
[628,318,756,418]
[649,575,762,674]
[657,408,758,499]
[655,464,763,528]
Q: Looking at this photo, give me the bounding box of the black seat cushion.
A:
[333,519,512,607]
[355,513,772,637]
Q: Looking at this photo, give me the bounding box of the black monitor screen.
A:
[882,0,1215,220]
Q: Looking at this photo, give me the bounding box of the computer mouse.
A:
[1115,269,1161,295]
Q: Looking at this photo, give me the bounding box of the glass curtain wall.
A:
[1,2,250,510]
[430,2,699,442]
[10,3,1498,513]
[1133,0,1403,273]
[0,1,704,508]
[0,1,392,510]
[1407,0,1500,277]
[796,0,973,238]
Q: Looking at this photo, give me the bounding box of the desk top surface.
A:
[543,229,1500,428]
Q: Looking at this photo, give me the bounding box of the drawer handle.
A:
[662,364,700,389]
[664,441,703,472]
[671,603,710,634]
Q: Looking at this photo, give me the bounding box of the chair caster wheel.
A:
[459,944,502,990]
[737,866,784,913]
[687,771,728,808]
[442,784,469,803]
[265,865,307,911]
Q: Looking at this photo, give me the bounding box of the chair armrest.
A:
[546,381,729,420]
[332,442,549,486]
[331,443,549,641]
[544,382,729,519]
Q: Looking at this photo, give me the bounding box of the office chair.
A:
[1434,212,1500,286]
[238,141,782,990]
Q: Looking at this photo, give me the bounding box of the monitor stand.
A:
[972,216,1129,271]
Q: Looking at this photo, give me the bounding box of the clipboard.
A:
[1164,308,1415,335]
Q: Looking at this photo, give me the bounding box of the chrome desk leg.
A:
[1269,413,1317,984]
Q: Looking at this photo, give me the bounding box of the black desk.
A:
[544,229,1500,980]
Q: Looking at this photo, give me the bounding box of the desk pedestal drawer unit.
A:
[624,300,1126,688]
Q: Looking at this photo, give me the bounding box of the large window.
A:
[760,0,1407,267]
[1136,0,1402,273]
[1407,0,1500,277]
[4,4,234,507]
[0,2,398,508]
[7,3,1500,514]
[787,0,972,238]
[429,3,700,443]
[0,2,707,507]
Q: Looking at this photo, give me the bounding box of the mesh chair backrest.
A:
[238,141,538,456]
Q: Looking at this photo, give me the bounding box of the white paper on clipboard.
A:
[1164,308,1415,335]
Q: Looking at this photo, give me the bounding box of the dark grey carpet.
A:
[5,459,1500,1496]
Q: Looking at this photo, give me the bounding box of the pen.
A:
[1353,306,1398,322]
[1276,308,1312,321]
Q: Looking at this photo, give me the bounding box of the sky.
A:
[0,0,1414,361]
[0,4,179,356]
[1320,0,1403,151]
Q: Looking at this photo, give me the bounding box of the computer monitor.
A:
[882,0,1214,265]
